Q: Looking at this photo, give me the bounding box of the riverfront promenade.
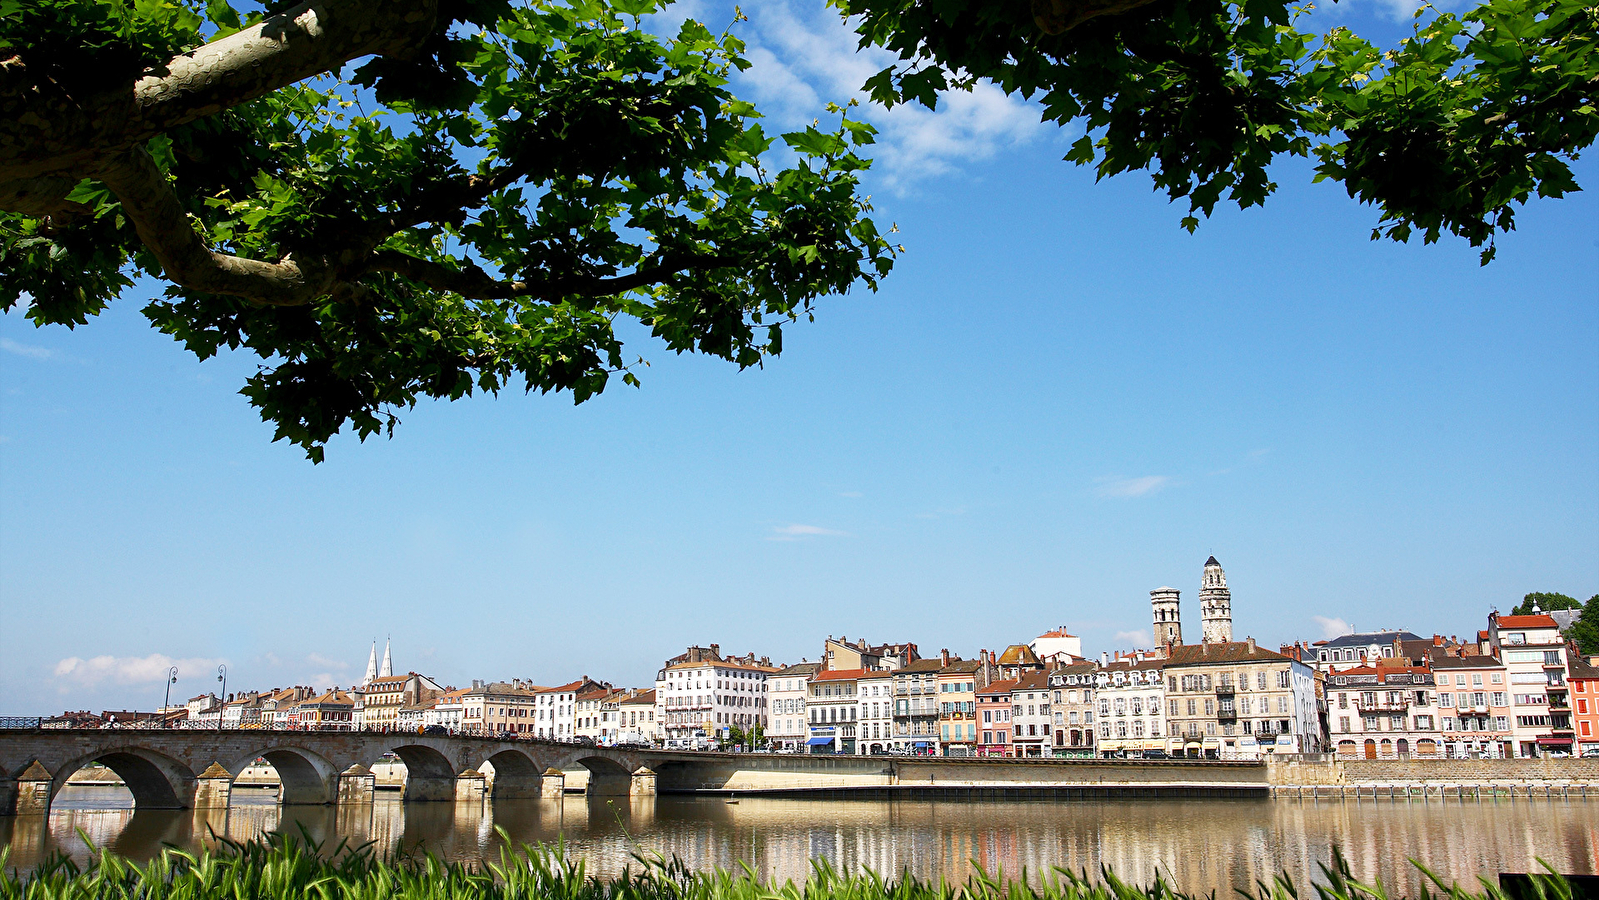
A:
[4,728,1597,814]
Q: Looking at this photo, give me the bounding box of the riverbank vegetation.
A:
[0,832,1580,900]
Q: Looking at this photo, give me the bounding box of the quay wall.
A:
[1266,757,1599,786]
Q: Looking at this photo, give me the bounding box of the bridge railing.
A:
[0,717,43,730]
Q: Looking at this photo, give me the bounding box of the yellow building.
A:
[937,658,985,756]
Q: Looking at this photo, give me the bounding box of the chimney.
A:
[1246,637,1256,653]
[710,644,720,658]
[1434,635,1443,646]
[1202,644,1210,656]
[940,649,951,666]
[1100,651,1109,666]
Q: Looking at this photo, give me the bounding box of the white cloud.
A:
[711,0,1050,190]
[1,337,54,360]
[1114,630,1152,648]
[305,653,349,670]
[1097,475,1170,498]
[1313,616,1352,640]
[768,523,849,541]
[53,654,227,687]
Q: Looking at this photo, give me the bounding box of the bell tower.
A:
[1151,587,1182,651]
[1199,556,1233,644]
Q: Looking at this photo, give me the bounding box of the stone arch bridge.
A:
[1,728,1272,815]
[1,730,671,814]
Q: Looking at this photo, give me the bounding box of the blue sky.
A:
[2,0,1596,714]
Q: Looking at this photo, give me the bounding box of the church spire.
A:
[363,641,378,687]
[380,638,393,677]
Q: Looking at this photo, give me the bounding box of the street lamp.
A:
[163,667,178,729]
[216,665,227,731]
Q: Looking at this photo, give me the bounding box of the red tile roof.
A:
[813,668,867,682]
[1495,615,1558,628]
[978,679,1020,697]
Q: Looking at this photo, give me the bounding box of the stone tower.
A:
[380,638,393,678]
[363,641,379,687]
[1151,587,1183,650]
[1198,556,1233,644]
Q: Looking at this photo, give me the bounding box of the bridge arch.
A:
[52,747,195,810]
[381,743,457,802]
[226,746,338,805]
[573,754,631,777]
[480,748,543,799]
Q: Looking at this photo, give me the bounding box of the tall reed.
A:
[0,830,1577,900]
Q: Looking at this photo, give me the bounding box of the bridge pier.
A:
[455,767,486,801]
[338,764,375,804]
[631,767,657,797]
[193,763,233,810]
[14,762,52,816]
[539,768,566,798]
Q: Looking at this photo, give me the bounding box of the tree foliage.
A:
[2,0,1593,459]
[1,0,893,459]
[1571,595,1599,656]
[1511,591,1582,615]
[840,0,1597,260]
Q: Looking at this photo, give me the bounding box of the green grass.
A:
[0,831,1579,900]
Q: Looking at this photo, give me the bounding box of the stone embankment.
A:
[1265,757,1599,799]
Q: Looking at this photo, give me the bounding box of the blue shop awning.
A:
[913,741,932,748]
[808,737,834,746]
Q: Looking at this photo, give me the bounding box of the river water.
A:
[4,787,1597,895]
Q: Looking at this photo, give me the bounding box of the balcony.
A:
[1355,701,1411,713]
[1216,684,1235,696]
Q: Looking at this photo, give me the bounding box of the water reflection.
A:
[5,788,1597,896]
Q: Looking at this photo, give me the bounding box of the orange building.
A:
[1570,657,1599,756]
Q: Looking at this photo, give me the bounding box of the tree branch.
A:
[0,0,439,187]
[98,145,329,305]
[367,249,742,301]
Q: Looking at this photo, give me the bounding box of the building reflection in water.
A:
[6,788,1597,896]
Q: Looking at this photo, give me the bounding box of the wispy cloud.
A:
[661,0,1050,191]
[1312,616,1352,640]
[305,653,349,670]
[768,523,849,541]
[53,654,227,687]
[1096,475,1170,498]
[1113,630,1151,648]
[1,337,54,360]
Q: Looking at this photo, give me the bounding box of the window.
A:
[1257,672,1267,690]
[1169,700,1178,716]
[1339,716,1350,732]
[1491,692,1506,706]
[1439,692,1454,707]
[1187,699,1197,716]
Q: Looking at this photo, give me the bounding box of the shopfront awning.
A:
[913,741,932,747]
[807,737,835,746]
[1536,736,1573,746]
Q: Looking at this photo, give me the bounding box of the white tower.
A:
[1199,556,1233,644]
[363,641,379,687]
[1151,587,1183,650]
[380,638,393,677]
